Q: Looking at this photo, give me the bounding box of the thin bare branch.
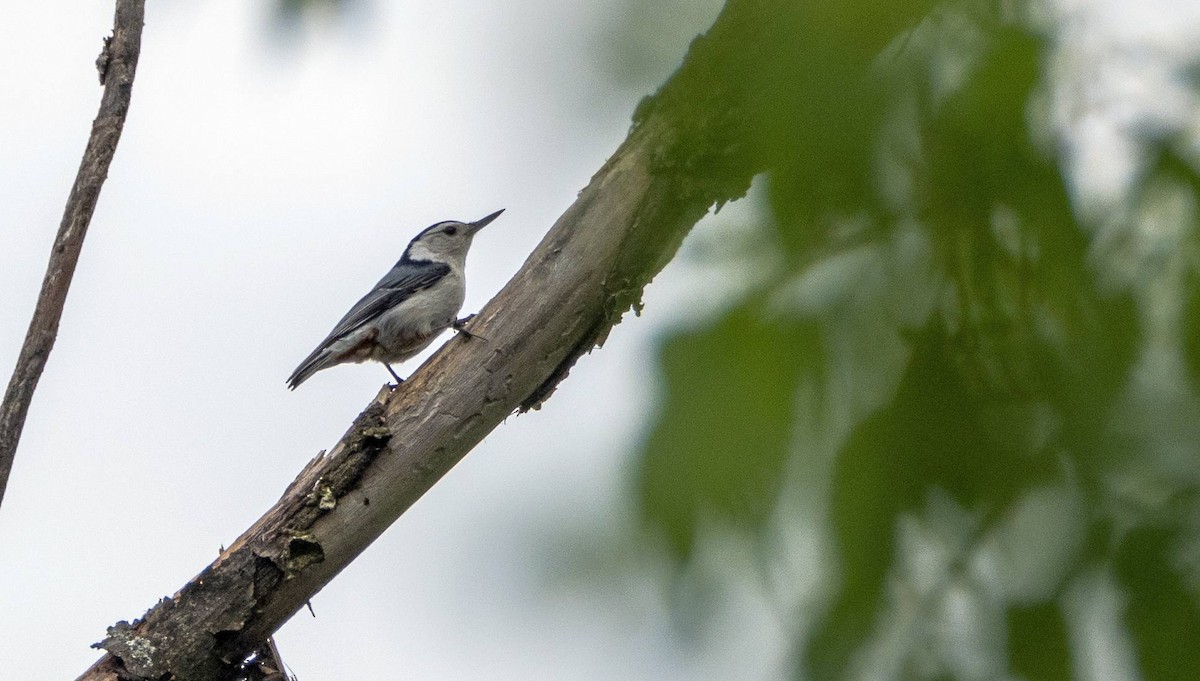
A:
[0,0,146,508]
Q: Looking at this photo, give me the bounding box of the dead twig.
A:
[0,0,146,509]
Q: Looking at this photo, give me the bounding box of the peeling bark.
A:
[90,400,390,680]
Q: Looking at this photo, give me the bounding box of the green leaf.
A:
[635,306,822,560]
[757,1,938,259]
[1008,603,1072,681]
[807,323,1059,679]
[1115,525,1200,681]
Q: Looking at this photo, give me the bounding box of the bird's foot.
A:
[384,363,405,387]
[453,314,488,342]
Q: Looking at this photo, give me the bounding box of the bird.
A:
[286,209,503,390]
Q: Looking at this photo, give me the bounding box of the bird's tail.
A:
[287,349,334,390]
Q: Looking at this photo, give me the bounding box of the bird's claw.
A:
[384,363,404,386]
[453,314,488,342]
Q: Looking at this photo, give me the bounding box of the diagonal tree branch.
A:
[0,0,145,509]
[76,0,781,678]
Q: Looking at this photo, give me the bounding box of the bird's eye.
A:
[444,226,458,236]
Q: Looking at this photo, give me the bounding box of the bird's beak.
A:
[468,209,504,235]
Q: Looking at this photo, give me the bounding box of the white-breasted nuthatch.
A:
[287,209,504,389]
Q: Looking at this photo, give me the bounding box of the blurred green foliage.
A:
[639,310,823,559]
[629,0,1200,679]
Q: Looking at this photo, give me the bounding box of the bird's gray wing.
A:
[287,260,451,389]
[316,260,452,348]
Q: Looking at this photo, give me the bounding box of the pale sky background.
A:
[0,1,772,679]
[1,1,1198,680]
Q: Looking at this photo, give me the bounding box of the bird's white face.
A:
[404,210,503,267]
[406,221,477,265]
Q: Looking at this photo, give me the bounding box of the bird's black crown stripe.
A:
[400,221,466,261]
